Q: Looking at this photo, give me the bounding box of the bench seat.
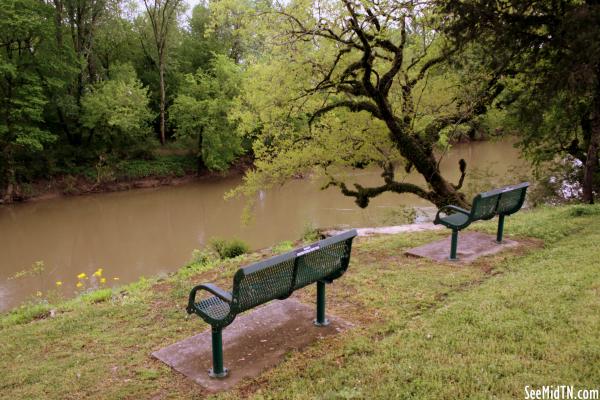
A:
[437,211,470,228]
[193,296,231,322]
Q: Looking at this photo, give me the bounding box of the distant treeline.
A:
[1,0,598,205]
[0,0,253,202]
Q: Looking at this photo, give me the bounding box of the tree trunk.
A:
[197,127,205,175]
[1,152,15,204]
[381,99,469,208]
[426,168,469,208]
[582,99,600,204]
[159,53,166,145]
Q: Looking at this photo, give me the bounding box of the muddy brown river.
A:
[0,140,526,311]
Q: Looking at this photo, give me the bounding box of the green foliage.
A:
[81,64,153,152]
[272,240,294,254]
[209,237,250,259]
[176,4,228,74]
[189,248,217,266]
[81,289,113,304]
[441,0,600,202]
[0,0,254,199]
[301,222,323,243]
[171,55,243,171]
[0,302,51,327]
[0,0,57,196]
[226,1,499,213]
[115,155,196,180]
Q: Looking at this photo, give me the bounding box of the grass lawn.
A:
[1,204,599,399]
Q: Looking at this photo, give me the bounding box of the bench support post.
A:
[208,327,228,378]
[496,214,505,243]
[314,281,330,326]
[449,229,459,260]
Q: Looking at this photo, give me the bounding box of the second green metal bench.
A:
[434,182,529,260]
[186,229,357,378]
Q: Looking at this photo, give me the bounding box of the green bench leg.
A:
[314,281,330,326]
[208,327,228,378]
[496,214,505,243]
[449,229,459,261]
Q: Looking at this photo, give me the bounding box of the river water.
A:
[0,140,526,311]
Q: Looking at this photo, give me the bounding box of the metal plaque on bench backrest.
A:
[296,244,320,257]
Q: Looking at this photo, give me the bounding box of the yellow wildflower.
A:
[76,282,83,288]
[55,281,63,287]
[100,277,106,284]
[93,268,103,277]
[77,273,87,280]
[35,291,42,297]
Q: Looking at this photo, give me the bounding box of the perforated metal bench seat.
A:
[186,229,357,378]
[433,182,529,260]
[193,296,231,322]
[436,208,470,228]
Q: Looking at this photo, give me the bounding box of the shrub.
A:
[209,238,249,259]
[301,222,324,243]
[115,155,196,180]
[272,240,294,254]
[189,249,217,265]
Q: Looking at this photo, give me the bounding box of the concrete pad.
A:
[405,231,519,263]
[152,298,352,392]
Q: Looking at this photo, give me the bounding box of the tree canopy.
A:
[229,0,508,212]
[440,0,600,203]
[0,0,597,206]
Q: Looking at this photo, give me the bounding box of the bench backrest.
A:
[231,230,357,313]
[471,182,530,220]
[471,192,501,220]
[495,182,529,215]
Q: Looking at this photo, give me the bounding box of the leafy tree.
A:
[176,4,225,75]
[0,0,57,202]
[94,1,140,78]
[440,0,600,203]
[170,54,243,172]
[80,64,153,154]
[230,0,507,211]
[49,0,108,146]
[141,0,184,145]
[208,0,269,63]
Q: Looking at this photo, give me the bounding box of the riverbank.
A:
[1,154,253,204]
[1,204,598,398]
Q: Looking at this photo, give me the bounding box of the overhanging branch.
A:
[309,100,382,125]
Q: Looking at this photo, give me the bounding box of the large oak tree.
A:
[231,0,508,211]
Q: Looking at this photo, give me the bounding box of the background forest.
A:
[1,0,598,206]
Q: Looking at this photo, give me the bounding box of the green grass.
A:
[1,204,599,399]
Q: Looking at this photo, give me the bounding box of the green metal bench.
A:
[186,229,357,378]
[434,182,529,260]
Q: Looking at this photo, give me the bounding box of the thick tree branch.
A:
[309,100,383,125]
[324,163,434,208]
[379,16,406,96]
